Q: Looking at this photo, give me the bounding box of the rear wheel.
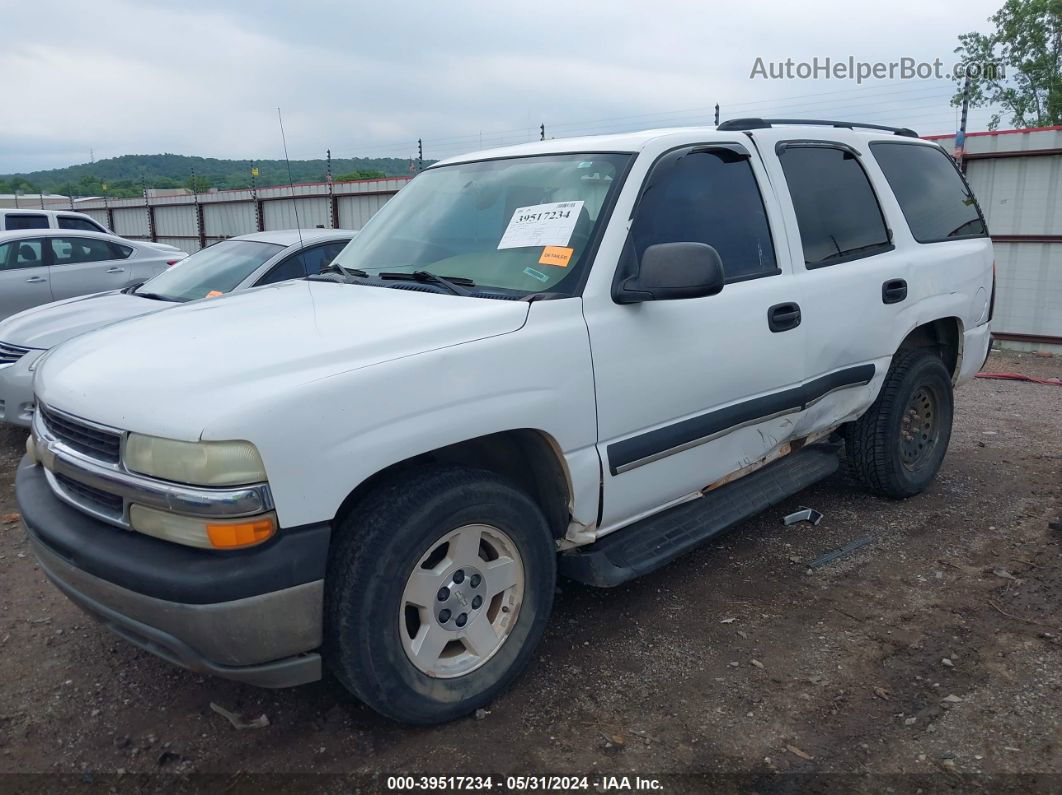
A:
[325,465,556,725]
[845,349,954,499]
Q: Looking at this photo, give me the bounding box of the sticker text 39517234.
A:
[498,201,584,250]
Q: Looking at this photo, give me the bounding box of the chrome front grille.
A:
[53,472,124,519]
[38,405,122,464]
[0,342,31,365]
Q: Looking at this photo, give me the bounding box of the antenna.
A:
[277,107,305,251]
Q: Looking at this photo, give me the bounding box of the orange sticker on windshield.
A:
[539,246,573,268]
[205,290,223,298]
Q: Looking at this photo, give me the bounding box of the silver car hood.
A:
[0,291,169,349]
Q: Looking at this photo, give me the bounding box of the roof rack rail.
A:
[717,118,919,138]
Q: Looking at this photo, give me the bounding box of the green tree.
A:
[334,169,387,181]
[952,0,1062,128]
[185,174,212,194]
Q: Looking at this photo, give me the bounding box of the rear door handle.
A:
[25,276,46,284]
[768,301,802,333]
[882,278,907,304]
[106,267,125,273]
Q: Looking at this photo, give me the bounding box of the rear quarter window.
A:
[4,214,49,231]
[870,143,988,243]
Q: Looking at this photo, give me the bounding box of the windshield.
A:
[332,153,632,295]
[135,239,283,301]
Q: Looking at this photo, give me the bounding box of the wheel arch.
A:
[331,429,573,540]
[895,316,964,383]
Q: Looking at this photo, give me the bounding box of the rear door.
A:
[47,236,136,299]
[0,238,53,319]
[754,132,910,436]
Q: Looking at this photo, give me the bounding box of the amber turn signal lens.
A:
[206,516,277,549]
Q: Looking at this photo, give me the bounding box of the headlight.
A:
[130,504,276,549]
[124,434,267,486]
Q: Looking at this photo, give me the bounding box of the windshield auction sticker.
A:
[498,201,584,249]
[538,246,573,267]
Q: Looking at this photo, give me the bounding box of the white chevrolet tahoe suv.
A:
[18,119,994,725]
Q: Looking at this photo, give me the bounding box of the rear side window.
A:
[778,145,892,267]
[870,143,988,242]
[49,237,118,265]
[58,215,105,233]
[4,214,49,231]
[110,243,134,259]
[630,147,777,281]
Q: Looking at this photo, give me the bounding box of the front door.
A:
[583,143,807,530]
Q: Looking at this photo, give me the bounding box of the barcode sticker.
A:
[498,201,584,250]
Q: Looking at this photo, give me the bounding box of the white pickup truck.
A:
[18,119,994,725]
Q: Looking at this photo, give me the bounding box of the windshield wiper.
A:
[133,291,180,302]
[379,270,474,296]
[323,261,368,279]
[307,262,368,284]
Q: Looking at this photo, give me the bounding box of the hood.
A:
[0,291,169,349]
[36,281,530,439]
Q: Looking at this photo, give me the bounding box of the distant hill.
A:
[0,153,429,199]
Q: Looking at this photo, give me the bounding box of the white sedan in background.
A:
[0,228,356,427]
[0,228,187,321]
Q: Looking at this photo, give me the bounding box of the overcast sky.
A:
[1,0,1004,174]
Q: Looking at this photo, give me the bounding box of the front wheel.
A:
[845,349,954,499]
[324,465,556,725]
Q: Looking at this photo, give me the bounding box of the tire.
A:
[324,465,557,725]
[845,349,954,499]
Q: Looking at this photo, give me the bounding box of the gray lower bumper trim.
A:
[31,534,322,688]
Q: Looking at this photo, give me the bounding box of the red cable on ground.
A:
[976,372,1062,386]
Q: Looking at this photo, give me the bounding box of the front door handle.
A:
[882,278,908,304]
[25,276,46,284]
[106,267,125,273]
[768,301,802,332]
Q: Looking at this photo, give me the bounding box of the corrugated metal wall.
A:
[930,128,1062,352]
[76,177,410,256]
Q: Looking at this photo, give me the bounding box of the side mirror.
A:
[615,242,725,304]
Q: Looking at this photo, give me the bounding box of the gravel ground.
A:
[0,349,1059,791]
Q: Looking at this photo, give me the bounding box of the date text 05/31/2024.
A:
[385,775,664,791]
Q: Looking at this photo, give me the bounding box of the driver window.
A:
[630,148,778,282]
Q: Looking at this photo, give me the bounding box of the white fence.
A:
[76,177,411,254]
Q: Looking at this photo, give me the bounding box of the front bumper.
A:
[0,350,43,428]
[17,457,330,687]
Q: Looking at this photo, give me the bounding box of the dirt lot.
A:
[0,349,1059,790]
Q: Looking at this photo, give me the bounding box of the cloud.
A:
[2,0,1002,173]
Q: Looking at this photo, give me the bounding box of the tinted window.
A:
[305,241,349,273]
[257,251,307,285]
[49,237,117,265]
[109,243,134,259]
[870,143,987,242]
[629,148,776,281]
[5,214,49,230]
[58,216,105,232]
[0,239,45,270]
[135,239,283,301]
[779,146,892,266]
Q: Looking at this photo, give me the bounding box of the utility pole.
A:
[326,148,337,228]
[955,74,971,172]
[39,190,45,210]
[714,104,720,126]
[417,139,423,172]
[540,123,545,141]
[250,161,262,232]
